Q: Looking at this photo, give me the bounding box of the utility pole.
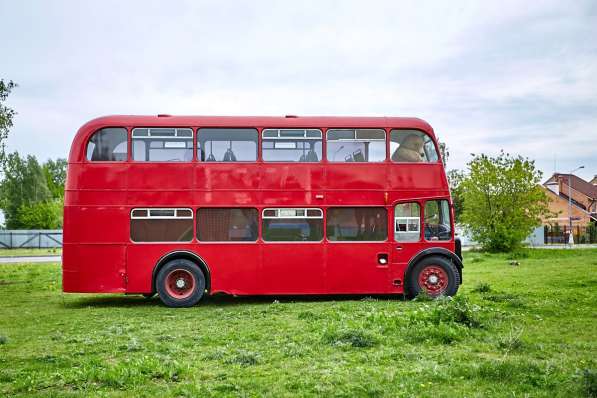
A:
[568,166,585,246]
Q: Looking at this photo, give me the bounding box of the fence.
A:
[0,230,63,249]
[544,224,597,244]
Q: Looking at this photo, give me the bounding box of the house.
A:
[543,173,597,226]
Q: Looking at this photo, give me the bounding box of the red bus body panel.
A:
[63,115,453,296]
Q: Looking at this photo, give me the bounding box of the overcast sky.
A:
[1,0,596,181]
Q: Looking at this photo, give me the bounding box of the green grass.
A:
[0,249,596,397]
[0,248,61,257]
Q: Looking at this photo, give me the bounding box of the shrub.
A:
[430,295,482,328]
[460,152,551,252]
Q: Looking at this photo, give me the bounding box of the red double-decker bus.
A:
[63,115,462,307]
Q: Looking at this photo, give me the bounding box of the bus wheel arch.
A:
[405,250,462,298]
[152,251,211,295]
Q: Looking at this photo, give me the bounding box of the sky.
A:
[1,0,596,181]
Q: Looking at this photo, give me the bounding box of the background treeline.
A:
[0,79,66,229]
[0,154,66,229]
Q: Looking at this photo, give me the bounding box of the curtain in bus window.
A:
[326,207,387,241]
[197,208,258,241]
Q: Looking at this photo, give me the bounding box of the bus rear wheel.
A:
[407,256,460,298]
[156,259,206,307]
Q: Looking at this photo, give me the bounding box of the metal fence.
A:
[0,230,63,249]
[544,225,597,244]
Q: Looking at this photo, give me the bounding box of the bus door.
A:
[259,208,325,294]
[390,201,424,291]
[325,207,391,294]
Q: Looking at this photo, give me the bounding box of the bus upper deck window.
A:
[86,128,127,161]
[262,129,322,162]
[327,129,386,162]
[132,128,193,162]
[198,128,258,162]
[390,130,439,163]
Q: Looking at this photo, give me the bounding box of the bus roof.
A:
[78,115,434,132]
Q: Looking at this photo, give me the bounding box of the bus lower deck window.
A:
[326,207,387,241]
[262,208,323,241]
[130,208,193,242]
[197,208,258,241]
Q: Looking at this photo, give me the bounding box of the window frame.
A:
[326,129,387,163]
[131,127,194,162]
[130,207,194,243]
[262,207,324,243]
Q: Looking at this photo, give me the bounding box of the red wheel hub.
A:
[165,269,196,299]
[418,265,448,296]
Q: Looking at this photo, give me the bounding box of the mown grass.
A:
[0,249,596,397]
[0,248,61,257]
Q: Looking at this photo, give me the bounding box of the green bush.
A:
[459,152,551,252]
[16,200,63,229]
[430,295,482,328]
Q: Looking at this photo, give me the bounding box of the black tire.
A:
[156,259,206,308]
[406,255,460,298]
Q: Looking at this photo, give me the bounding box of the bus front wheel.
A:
[156,259,206,307]
[407,256,460,298]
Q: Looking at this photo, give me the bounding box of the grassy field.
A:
[0,250,596,397]
[0,248,61,257]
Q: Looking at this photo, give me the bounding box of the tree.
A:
[0,152,53,228]
[438,141,449,166]
[446,169,465,223]
[43,158,67,199]
[460,151,551,252]
[16,200,62,229]
[0,79,17,162]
